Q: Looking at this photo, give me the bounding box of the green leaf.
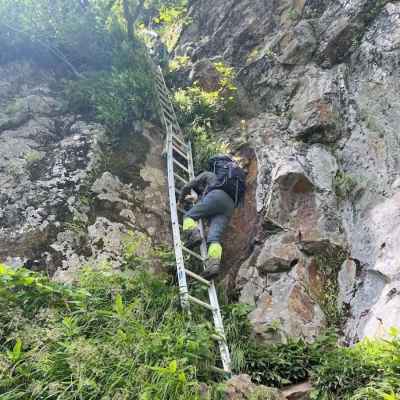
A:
[168,360,177,373]
[114,293,125,316]
[9,338,23,362]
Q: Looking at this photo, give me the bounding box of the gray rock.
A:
[337,259,358,308]
[277,21,317,65]
[222,374,285,400]
[281,381,312,400]
[0,64,170,279]
[256,232,301,274]
[176,0,400,343]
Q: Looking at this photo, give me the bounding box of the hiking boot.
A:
[201,258,221,280]
[182,228,202,249]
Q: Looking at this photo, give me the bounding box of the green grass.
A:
[0,263,217,399]
[1,260,400,400]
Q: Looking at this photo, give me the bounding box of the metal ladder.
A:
[150,61,232,373]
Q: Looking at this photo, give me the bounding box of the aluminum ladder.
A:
[150,62,232,373]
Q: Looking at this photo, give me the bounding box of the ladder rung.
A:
[172,134,188,149]
[157,86,169,97]
[156,87,168,98]
[174,172,188,185]
[185,269,211,286]
[177,207,186,214]
[157,90,169,100]
[188,295,214,311]
[161,103,174,115]
[158,90,170,104]
[175,187,182,195]
[156,82,165,91]
[172,145,188,160]
[182,245,207,262]
[155,75,164,84]
[172,133,186,144]
[164,115,176,127]
[159,97,172,110]
[159,96,172,109]
[211,333,225,341]
[164,112,176,123]
[172,124,181,133]
[173,158,189,173]
[172,138,187,154]
[155,76,165,86]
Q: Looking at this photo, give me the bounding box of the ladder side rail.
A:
[150,57,231,373]
[186,143,232,373]
[166,124,189,309]
[153,81,173,155]
[155,66,185,141]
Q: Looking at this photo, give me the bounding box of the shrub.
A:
[172,61,237,171]
[244,338,316,387]
[309,247,348,331]
[187,125,230,172]
[0,262,220,399]
[222,303,254,373]
[334,170,358,200]
[311,330,400,400]
[153,1,190,52]
[63,47,154,138]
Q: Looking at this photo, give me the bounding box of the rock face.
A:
[176,0,400,342]
[0,63,170,279]
[2,0,400,345]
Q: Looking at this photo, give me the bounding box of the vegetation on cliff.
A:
[0,0,185,143]
[1,260,399,399]
[1,1,400,400]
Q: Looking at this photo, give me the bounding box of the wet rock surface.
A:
[177,0,400,341]
[0,63,170,279]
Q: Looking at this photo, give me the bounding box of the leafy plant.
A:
[0,262,218,399]
[23,150,44,165]
[222,303,254,372]
[153,0,190,51]
[63,52,154,137]
[334,170,357,199]
[311,332,400,400]
[169,55,190,71]
[172,61,237,171]
[287,7,300,21]
[308,247,348,331]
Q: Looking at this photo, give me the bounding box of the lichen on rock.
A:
[175,0,400,343]
[0,63,170,279]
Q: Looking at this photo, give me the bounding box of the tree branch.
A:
[122,0,145,42]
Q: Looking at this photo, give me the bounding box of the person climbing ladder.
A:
[178,154,246,279]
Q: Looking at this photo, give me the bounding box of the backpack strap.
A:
[235,179,239,207]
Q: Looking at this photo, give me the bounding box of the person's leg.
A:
[201,191,235,279]
[182,189,234,251]
[182,192,222,248]
[201,214,230,279]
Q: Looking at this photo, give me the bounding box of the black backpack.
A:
[207,155,246,207]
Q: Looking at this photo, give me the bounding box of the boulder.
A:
[222,374,285,400]
[281,382,312,400]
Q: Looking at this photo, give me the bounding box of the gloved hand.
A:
[178,190,198,208]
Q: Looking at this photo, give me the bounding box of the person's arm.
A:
[179,172,214,203]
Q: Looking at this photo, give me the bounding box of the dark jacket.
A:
[179,172,219,202]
